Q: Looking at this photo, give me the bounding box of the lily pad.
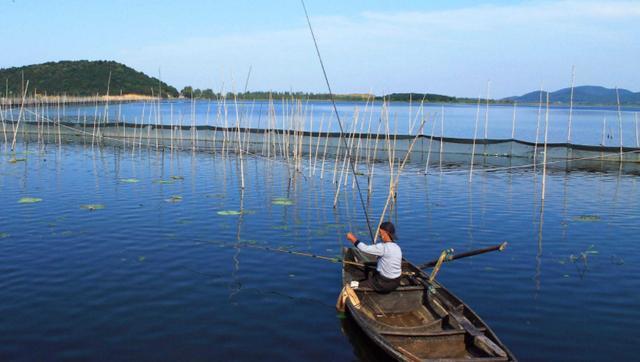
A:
[217,210,243,216]
[170,175,184,180]
[165,195,183,203]
[153,179,175,184]
[138,256,146,262]
[573,215,601,222]
[0,232,9,239]
[19,197,42,204]
[120,178,140,183]
[80,204,105,211]
[8,158,26,163]
[272,197,294,206]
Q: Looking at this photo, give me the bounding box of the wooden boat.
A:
[341,247,516,361]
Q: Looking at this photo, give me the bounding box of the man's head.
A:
[379,221,397,242]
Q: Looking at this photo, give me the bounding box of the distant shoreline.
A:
[2,94,639,109]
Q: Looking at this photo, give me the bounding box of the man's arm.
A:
[346,232,385,256]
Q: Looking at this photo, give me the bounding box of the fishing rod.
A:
[418,242,508,269]
[206,239,507,271]
[300,0,375,243]
[211,240,367,267]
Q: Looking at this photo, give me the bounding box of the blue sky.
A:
[1,0,639,98]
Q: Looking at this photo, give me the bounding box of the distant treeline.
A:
[179,88,506,104]
[0,60,179,98]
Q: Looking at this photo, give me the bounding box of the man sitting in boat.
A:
[346,222,402,293]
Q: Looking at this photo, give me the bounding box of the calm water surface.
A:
[0,142,638,361]
[12,100,640,146]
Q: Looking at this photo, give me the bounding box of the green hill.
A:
[0,60,178,97]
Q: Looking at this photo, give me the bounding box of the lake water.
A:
[0,141,638,361]
[8,100,640,146]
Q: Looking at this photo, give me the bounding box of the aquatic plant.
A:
[165,195,183,203]
[119,178,140,183]
[217,210,243,216]
[170,175,184,180]
[272,197,294,206]
[0,232,9,239]
[80,204,105,211]
[153,179,175,184]
[573,215,601,222]
[18,197,42,204]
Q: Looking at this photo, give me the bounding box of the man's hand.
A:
[346,232,358,244]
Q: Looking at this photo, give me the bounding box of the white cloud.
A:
[120,1,640,97]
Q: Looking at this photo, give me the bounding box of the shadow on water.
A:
[340,312,394,362]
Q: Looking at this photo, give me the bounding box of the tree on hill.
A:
[0,60,179,97]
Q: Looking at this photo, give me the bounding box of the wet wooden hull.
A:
[341,247,516,362]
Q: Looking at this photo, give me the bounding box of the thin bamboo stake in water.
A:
[439,105,444,170]
[615,87,623,162]
[483,80,490,140]
[635,112,639,147]
[533,84,543,171]
[511,101,517,139]
[541,93,550,200]
[567,65,575,143]
[469,97,481,183]
[10,80,29,151]
[313,115,324,175]
[601,115,607,146]
[320,117,333,179]
[374,118,427,242]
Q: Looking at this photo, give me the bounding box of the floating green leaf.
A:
[80,204,105,211]
[19,197,42,204]
[573,215,601,222]
[170,175,184,180]
[153,179,175,184]
[0,232,9,239]
[165,195,183,203]
[8,158,26,163]
[120,178,140,183]
[217,210,243,216]
[272,197,294,206]
[138,256,146,262]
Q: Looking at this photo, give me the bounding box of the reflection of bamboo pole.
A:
[541,93,550,200]
[469,97,481,183]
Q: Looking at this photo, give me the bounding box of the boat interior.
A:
[343,248,512,361]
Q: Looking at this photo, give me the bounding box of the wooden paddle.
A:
[418,242,508,269]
